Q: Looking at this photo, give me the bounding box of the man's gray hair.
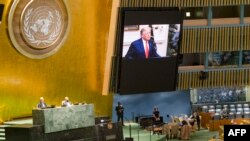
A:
[140,26,151,35]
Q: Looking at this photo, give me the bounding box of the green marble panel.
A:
[33,104,95,133]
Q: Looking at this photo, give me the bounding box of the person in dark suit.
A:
[125,26,160,59]
[37,97,47,109]
[153,106,161,125]
[115,102,124,125]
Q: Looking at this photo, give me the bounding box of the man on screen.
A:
[125,26,160,59]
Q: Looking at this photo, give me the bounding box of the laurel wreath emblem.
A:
[23,8,61,47]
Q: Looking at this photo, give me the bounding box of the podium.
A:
[33,104,95,133]
[6,104,124,141]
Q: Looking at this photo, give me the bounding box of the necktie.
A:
[145,41,149,58]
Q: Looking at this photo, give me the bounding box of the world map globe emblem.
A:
[22,6,62,49]
[8,0,69,59]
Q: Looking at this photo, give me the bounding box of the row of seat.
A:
[202,104,249,113]
[200,103,250,120]
[213,111,250,120]
[202,103,249,110]
[207,107,250,113]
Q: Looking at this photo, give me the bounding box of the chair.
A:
[181,125,191,140]
[243,112,250,118]
[228,112,235,119]
[216,105,222,109]
[236,104,242,108]
[152,118,164,135]
[208,109,215,113]
[162,124,171,140]
[215,109,221,113]
[170,124,180,139]
[213,113,221,120]
[209,105,215,109]
[244,107,250,112]
[236,112,243,118]
[229,108,236,114]
[237,108,243,113]
[223,104,228,109]
[243,103,249,108]
[230,104,235,109]
[202,105,208,112]
[153,124,163,135]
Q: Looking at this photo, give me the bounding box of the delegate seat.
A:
[235,112,243,118]
[228,112,235,119]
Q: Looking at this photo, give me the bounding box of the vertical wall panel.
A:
[230,27,233,51]
[222,27,226,51]
[212,28,216,52]
[219,70,222,86]
[237,27,240,50]
[244,26,248,50]
[197,29,201,52]
[192,29,195,53]
[179,72,185,90]
[215,71,219,86]
[246,70,249,85]
[225,27,229,51]
[185,72,189,89]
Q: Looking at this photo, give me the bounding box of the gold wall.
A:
[0,0,113,123]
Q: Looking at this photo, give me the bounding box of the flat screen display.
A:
[115,7,182,94]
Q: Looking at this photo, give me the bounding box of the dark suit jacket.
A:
[37,102,47,109]
[115,105,124,116]
[125,38,160,59]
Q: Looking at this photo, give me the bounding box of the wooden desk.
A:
[136,116,163,128]
[209,118,250,131]
[200,112,212,129]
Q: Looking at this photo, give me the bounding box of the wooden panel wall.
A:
[178,69,250,90]
[120,0,250,7]
[181,26,250,53]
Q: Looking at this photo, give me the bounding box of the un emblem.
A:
[8,0,70,59]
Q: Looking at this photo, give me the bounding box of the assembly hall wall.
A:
[0,0,113,123]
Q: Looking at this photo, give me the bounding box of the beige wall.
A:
[0,0,113,123]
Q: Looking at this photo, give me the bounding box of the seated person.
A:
[153,106,161,125]
[61,96,72,107]
[37,97,47,109]
[221,107,229,119]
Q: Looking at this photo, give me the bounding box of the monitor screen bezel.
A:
[115,7,183,94]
